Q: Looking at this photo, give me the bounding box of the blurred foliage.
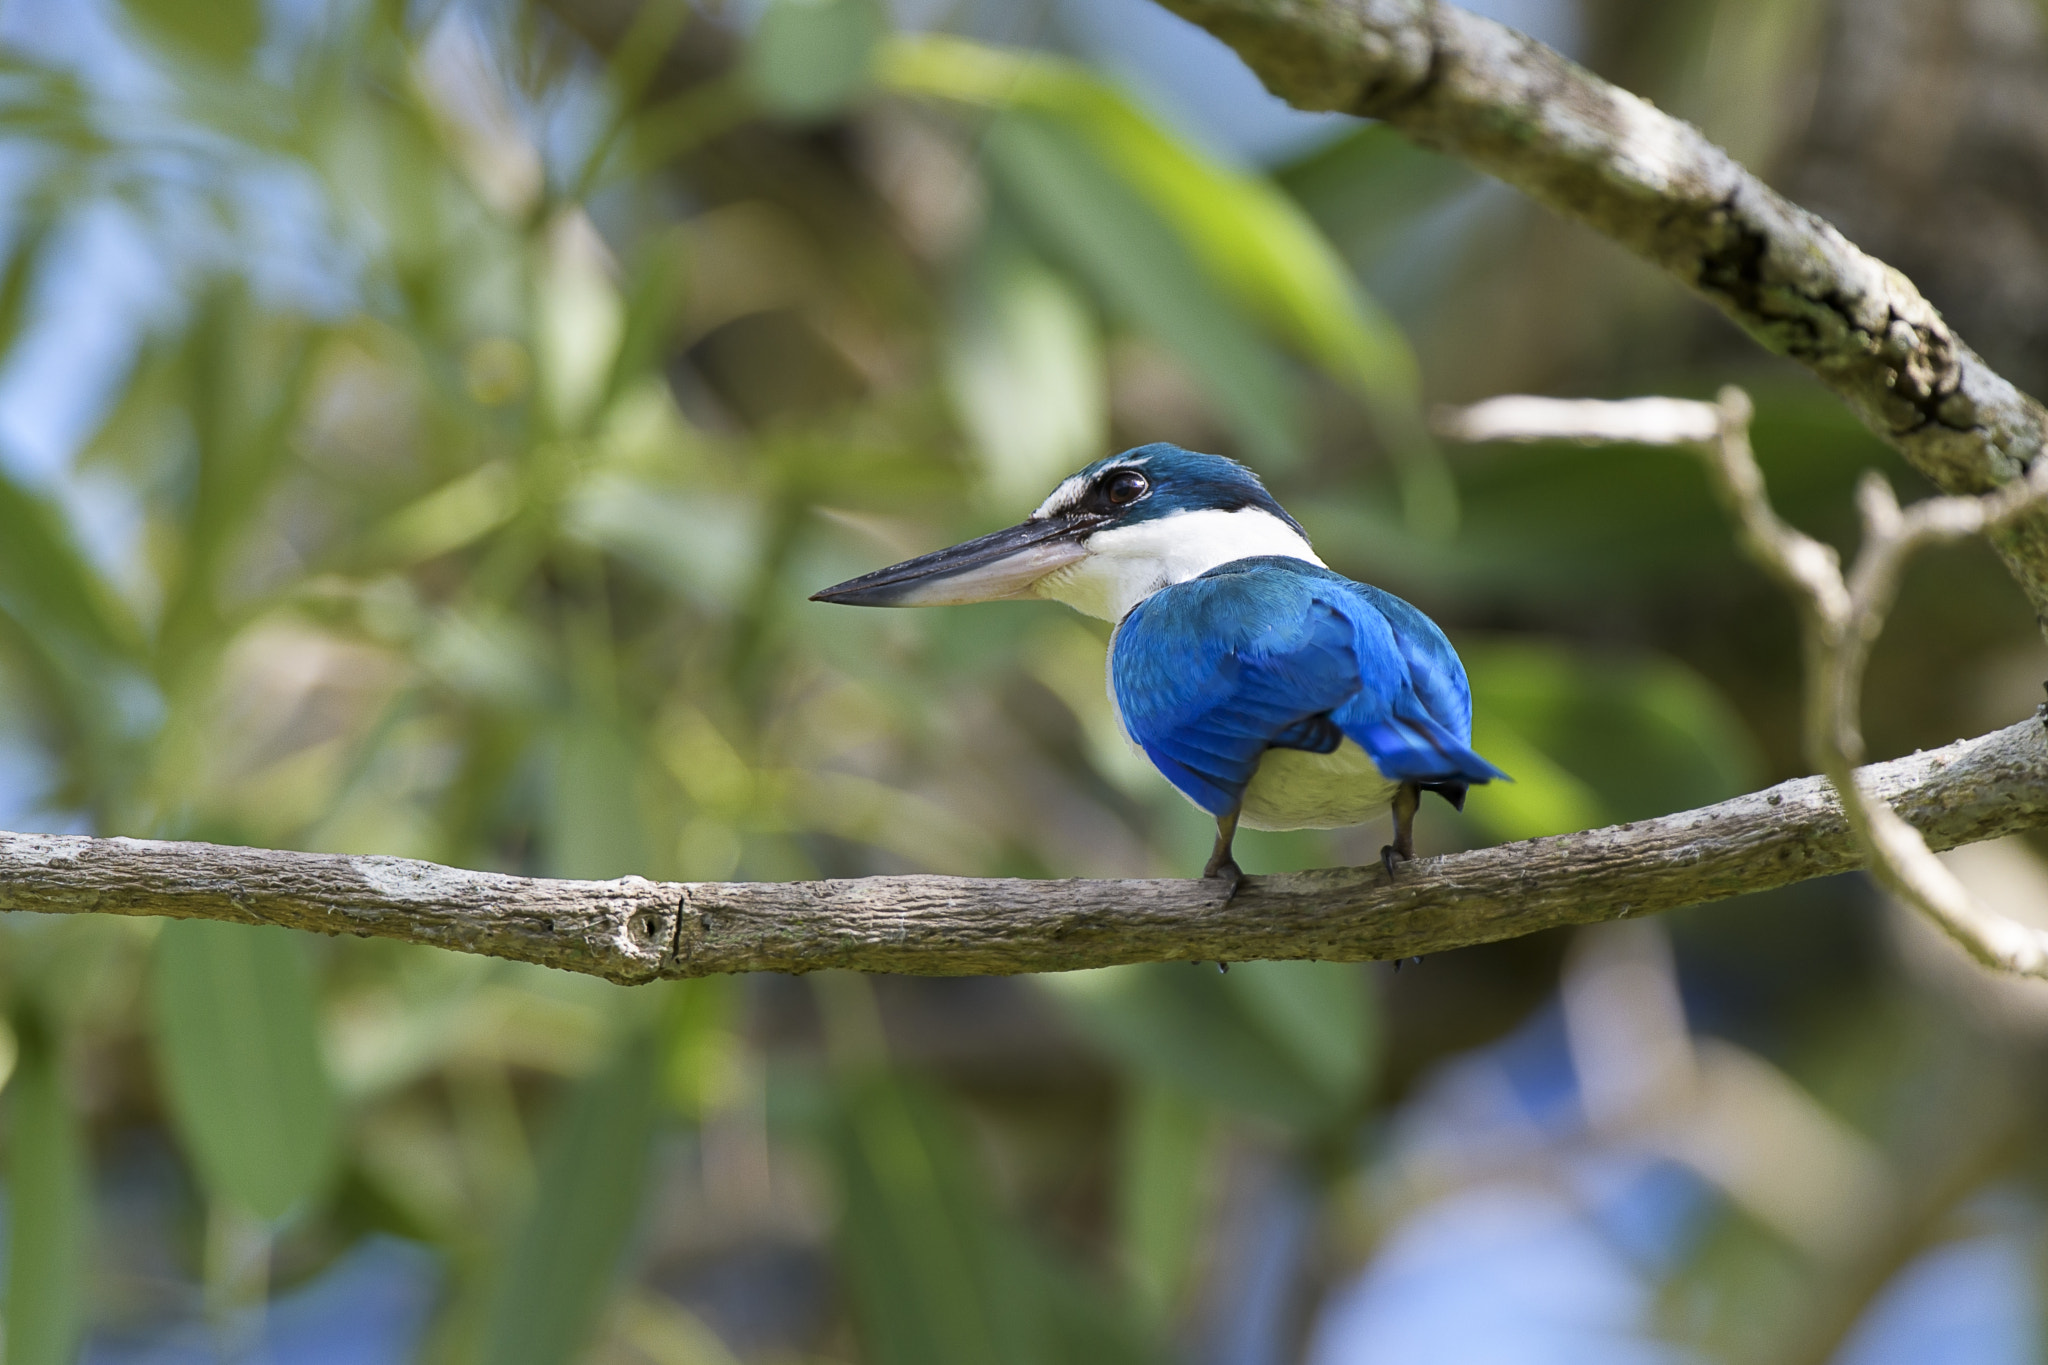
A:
[150,921,340,1221]
[0,0,2039,1361]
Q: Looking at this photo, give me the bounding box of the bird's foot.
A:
[1203,856,1243,899]
[1384,784,1420,880]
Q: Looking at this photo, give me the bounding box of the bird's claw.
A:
[1203,857,1243,900]
[1381,845,1408,879]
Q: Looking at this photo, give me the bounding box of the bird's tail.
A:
[1349,707,1511,788]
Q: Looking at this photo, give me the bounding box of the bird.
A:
[810,444,1507,887]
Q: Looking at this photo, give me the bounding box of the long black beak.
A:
[811,515,1092,607]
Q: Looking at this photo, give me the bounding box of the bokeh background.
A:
[1,0,2047,1360]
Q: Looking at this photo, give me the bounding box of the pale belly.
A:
[1239,739,1399,831]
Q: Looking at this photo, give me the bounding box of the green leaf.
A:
[662,976,740,1119]
[1115,1081,1211,1324]
[5,1016,88,1365]
[153,288,319,672]
[546,712,652,880]
[885,36,1413,402]
[119,0,264,67]
[745,0,886,121]
[0,469,142,671]
[564,479,764,615]
[1222,958,1378,1103]
[0,205,54,364]
[823,1073,1157,1365]
[536,216,625,436]
[1464,639,1764,839]
[981,114,1302,467]
[945,232,1107,506]
[1278,124,1479,272]
[0,470,154,802]
[150,920,340,1220]
[886,35,1440,512]
[1044,960,1380,1132]
[600,224,692,415]
[479,1028,663,1365]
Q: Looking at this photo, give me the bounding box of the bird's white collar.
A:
[1031,506,1324,622]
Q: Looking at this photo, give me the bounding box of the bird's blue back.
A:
[1110,556,1504,816]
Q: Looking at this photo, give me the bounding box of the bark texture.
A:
[5,716,2042,982]
[1156,0,2048,627]
[1793,0,2048,399]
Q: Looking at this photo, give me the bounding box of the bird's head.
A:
[811,444,1323,621]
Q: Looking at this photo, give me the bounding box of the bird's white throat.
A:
[1032,506,1325,621]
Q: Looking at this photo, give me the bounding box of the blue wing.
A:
[1109,557,1507,816]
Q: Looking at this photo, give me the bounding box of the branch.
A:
[2,716,2042,980]
[1441,388,2048,975]
[1154,0,2048,628]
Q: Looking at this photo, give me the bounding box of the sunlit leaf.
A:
[480,1028,663,1365]
[151,920,340,1220]
[4,1015,87,1365]
[566,478,763,614]
[946,232,1106,506]
[369,462,521,566]
[883,36,1410,398]
[1466,639,1763,832]
[1459,709,1608,841]
[537,214,626,436]
[884,35,1445,519]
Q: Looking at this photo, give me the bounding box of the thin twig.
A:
[1440,389,2048,977]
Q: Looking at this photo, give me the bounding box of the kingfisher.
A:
[811,444,1507,885]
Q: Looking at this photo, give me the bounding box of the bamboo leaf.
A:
[4,1015,88,1365]
[981,113,1303,467]
[1045,960,1376,1135]
[745,0,885,121]
[1115,1081,1211,1324]
[150,920,340,1221]
[945,233,1107,506]
[1465,640,1763,838]
[885,34,1441,513]
[547,712,652,880]
[478,1028,663,1365]
[1222,959,1379,1105]
[118,0,264,68]
[823,1073,1157,1365]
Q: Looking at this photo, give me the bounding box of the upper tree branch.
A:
[2,715,2041,982]
[1153,0,2048,626]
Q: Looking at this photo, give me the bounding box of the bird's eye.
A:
[1105,470,1149,505]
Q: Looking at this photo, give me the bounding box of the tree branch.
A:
[1154,0,2048,627]
[2,715,2042,980]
